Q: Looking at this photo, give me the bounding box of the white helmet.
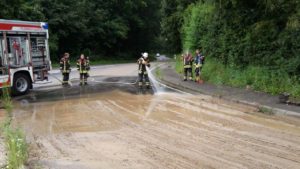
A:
[142,52,148,58]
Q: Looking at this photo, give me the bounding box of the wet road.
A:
[5,63,300,168]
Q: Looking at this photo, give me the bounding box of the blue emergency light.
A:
[41,22,49,30]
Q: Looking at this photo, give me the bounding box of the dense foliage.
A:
[1,0,299,78]
[0,0,161,61]
[169,0,300,96]
[160,0,197,53]
[165,0,300,75]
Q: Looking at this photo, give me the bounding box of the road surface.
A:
[2,63,300,169]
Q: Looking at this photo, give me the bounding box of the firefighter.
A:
[183,53,194,81]
[137,52,151,88]
[194,49,204,83]
[86,56,90,78]
[60,53,71,85]
[77,54,90,85]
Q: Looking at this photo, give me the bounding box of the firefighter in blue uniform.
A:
[137,52,151,88]
[194,49,204,83]
[60,53,71,85]
[77,54,90,85]
[183,53,194,81]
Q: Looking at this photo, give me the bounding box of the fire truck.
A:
[0,19,51,95]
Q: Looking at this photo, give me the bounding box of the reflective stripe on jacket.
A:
[60,57,71,73]
[77,59,90,73]
[137,57,150,73]
[183,55,193,67]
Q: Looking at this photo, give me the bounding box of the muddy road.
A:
[3,63,300,169]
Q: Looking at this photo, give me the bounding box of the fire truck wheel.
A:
[12,73,30,96]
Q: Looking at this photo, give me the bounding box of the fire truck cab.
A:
[0,19,51,95]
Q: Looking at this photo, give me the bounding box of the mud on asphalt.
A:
[3,75,300,169]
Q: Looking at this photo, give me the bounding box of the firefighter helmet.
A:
[142,52,149,58]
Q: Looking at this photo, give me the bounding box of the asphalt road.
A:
[33,63,139,89]
[2,62,300,169]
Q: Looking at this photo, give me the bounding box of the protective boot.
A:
[145,81,151,89]
[80,79,84,86]
[138,82,143,89]
[84,76,88,85]
[195,76,199,83]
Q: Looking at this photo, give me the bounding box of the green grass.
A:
[258,107,274,115]
[175,57,300,98]
[1,88,28,169]
[2,125,28,169]
[1,88,12,112]
[155,67,163,80]
[175,55,184,74]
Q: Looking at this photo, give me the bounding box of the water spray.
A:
[146,66,164,94]
[146,63,192,95]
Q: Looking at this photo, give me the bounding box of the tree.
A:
[160,0,197,53]
[178,0,300,74]
[0,0,162,60]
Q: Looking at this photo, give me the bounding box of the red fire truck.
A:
[0,19,51,95]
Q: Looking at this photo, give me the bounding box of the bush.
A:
[2,127,28,169]
[180,1,300,75]
[1,88,28,169]
[176,57,300,98]
[176,0,300,98]
[181,3,215,51]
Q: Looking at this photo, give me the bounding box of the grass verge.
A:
[175,57,300,98]
[258,107,274,115]
[155,67,163,80]
[0,88,28,169]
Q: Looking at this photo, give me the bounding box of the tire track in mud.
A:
[102,94,299,167]
[11,91,300,169]
[126,119,298,168]
[167,97,300,139]
[163,98,300,158]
